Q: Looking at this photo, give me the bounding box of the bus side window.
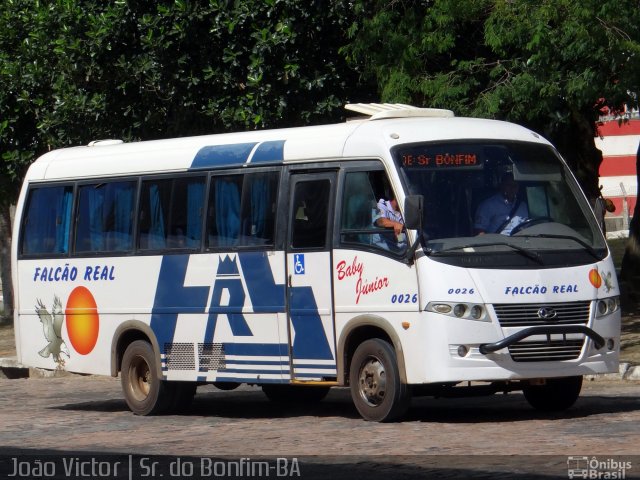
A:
[339,170,406,253]
[75,181,136,253]
[207,172,278,249]
[291,179,330,249]
[20,185,73,256]
[139,176,205,251]
[170,177,205,249]
[207,175,242,248]
[341,171,378,245]
[239,171,278,246]
[139,179,171,250]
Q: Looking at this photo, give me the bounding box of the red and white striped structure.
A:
[594,118,638,227]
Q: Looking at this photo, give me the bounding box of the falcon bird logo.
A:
[35,296,69,367]
[603,271,614,293]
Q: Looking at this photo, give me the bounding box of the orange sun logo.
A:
[588,268,602,289]
[65,286,99,355]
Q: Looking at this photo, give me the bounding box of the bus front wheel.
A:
[349,338,410,422]
[121,340,172,415]
[523,376,583,412]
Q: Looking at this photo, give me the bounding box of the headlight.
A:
[427,302,489,322]
[470,305,484,319]
[431,303,452,314]
[595,296,620,318]
[453,304,467,317]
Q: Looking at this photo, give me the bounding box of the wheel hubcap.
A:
[129,355,151,401]
[358,356,386,407]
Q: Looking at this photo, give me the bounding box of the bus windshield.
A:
[393,140,608,267]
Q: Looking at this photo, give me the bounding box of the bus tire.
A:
[121,340,172,415]
[262,384,330,403]
[523,376,583,412]
[349,338,410,422]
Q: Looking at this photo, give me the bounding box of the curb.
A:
[0,357,28,379]
[0,357,71,379]
[584,362,640,381]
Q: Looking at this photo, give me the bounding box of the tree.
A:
[620,143,640,308]
[346,0,640,189]
[0,0,365,320]
[345,0,640,303]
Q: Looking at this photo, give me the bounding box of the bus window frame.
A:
[334,161,409,261]
[18,181,77,260]
[204,165,283,254]
[136,172,208,255]
[72,176,141,258]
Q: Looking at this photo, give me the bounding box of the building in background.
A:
[595,115,639,235]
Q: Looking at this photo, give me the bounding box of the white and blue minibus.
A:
[12,103,620,421]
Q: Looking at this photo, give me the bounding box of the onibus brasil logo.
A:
[567,456,632,479]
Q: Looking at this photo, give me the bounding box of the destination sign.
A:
[401,152,479,168]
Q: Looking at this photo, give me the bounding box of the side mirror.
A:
[404,195,424,265]
[404,195,424,230]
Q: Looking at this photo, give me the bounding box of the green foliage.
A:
[345,0,640,189]
[347,0,640,124]
[0,0,364,207]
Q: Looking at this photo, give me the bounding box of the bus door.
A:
[286,172,338,381]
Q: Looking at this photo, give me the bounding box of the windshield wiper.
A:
[517,234,602,260]
[430,241,543,264]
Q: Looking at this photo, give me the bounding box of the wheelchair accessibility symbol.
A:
[294,254,305,275]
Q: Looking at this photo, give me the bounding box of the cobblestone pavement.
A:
[0,374,639,479]
[1,321,640,478]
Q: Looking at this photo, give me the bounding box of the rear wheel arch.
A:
[110,321,162,378]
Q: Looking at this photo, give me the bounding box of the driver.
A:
[475,173,528,235]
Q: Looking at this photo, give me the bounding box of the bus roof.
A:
[25,108,551,182]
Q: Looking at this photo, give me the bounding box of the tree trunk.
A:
[549,108,603,201]
[0,203,13,323]
[620,142,640,311]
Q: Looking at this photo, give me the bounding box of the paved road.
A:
[0,375,638,479]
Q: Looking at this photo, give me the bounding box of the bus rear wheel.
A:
[349,338,410,422]
[523,376,583,412]
[121,340,172,415]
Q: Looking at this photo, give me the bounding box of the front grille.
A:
[508,339,584,362]
[493,301,590,327]
[493,301,590,362]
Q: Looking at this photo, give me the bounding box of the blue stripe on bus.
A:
[289,285,334,361]
[150,251,329,362]
[292,364,337,370]
[225,359,289,365]
[217,368,290,374]
[150,255,210,349]
[238,252,286,313]
[190,140,285,169]
[215,377,288,384]
[191,143,257,169]
[205,255,252,340]
[224,343,287,357]
[250,140,285,163]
